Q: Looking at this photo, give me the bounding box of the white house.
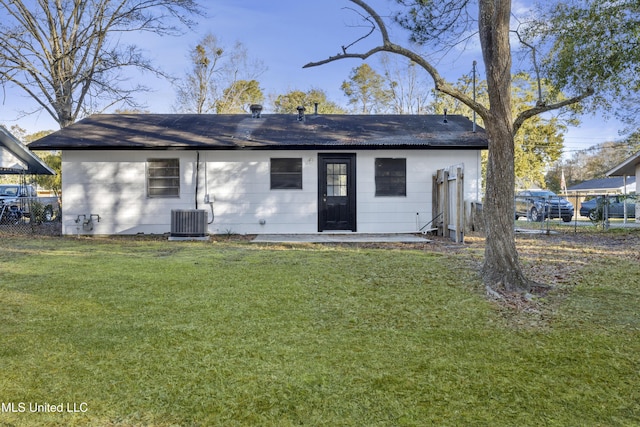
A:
[29,111,487,236]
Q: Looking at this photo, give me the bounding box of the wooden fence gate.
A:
[432,165,465,243]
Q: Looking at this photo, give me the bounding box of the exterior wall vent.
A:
[297,105,305,122]
[170,209,207,239]
[250,104,263,118]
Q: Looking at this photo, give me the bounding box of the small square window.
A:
[147,158,180,198]
[375,158,406,197]
[271,158,302,189]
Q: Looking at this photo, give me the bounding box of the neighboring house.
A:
[29,111,487,236]
[1,126,55,175]
[566,176,636,195]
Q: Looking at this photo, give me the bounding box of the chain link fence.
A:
[0,196,62,236]
[514,193,639,234]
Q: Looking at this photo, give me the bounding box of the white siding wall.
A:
[355,150,481,233]
[61,149,482,235]
[636,164,640,223]
[203,151,317,234]
[62,151,198,235]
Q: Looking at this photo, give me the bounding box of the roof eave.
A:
[38,144,488,151]
[607,151,640,176]
[1,127,56,175]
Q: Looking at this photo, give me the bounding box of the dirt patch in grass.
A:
[217,229,640,292]
[333,229,640,328]
[491,230,639,327]
[514,231,640,285]
[337,230,640,283]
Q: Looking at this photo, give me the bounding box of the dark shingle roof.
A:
[567,176,636,192]
[28,114,488,151]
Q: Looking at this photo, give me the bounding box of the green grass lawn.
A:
[0,235,639,426]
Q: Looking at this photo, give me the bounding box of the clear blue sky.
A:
[0,0,625,155]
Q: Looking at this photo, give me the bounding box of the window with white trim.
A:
[147,158,180,198]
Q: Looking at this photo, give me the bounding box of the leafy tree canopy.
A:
[215,80,264,114]
[272,89,346,114]
[526,0,640,130]
[173,33,266,114]
[341,63,393,114]
[431,72,577,188]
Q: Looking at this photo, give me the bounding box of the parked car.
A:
[579,195,636,220]
[515,189,574,222]
[0,184,58,223]
[0,184,37,200]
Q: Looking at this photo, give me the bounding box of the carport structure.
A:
[607,151,640,224]
[1,126,56,229]
[566,176,636,223]
[1,126,55,175]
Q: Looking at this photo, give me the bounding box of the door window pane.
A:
[327,163,347,196]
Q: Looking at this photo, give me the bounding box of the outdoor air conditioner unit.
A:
[170,209,207,239]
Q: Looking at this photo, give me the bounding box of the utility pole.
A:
[472,60,477,133]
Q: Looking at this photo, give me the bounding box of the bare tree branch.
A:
[306,0,594,135]
[303,0,490,120]
[304,0,597,293]
[340,6,376,53]
[512,22,544,105]
[514,87,594,134]
[0,0,203,128]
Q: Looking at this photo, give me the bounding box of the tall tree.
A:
[529,0,640,132]
[174,36,224,114]
[341,63,393,114]
[380,54,433,114]
[173,33,266,114]
[272,89,346,114]
[431,73,575,189]
[214,80,264,114]
[0,0,202,128]
[305,0,593,292]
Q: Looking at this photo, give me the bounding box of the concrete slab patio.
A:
[251,233,432,244]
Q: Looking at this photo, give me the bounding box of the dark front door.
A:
[318,154,356,231]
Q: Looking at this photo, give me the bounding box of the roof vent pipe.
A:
[297,106,306,122]
[250,104,263,118]
[314,103,319,115]
[443,108,448,124]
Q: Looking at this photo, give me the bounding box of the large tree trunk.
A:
[302,0,591,292]
[479,0,532,292]
[482,122,531,292]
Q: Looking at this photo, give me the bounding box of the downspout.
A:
[195,151,200,210]
[623,175,628,223]
[204,153,214,224]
